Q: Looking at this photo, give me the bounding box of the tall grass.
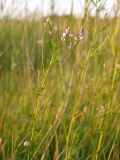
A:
[0,4,120,160]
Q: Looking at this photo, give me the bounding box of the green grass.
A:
[0,14,120,160]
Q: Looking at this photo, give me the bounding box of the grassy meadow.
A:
[0,11,120,160]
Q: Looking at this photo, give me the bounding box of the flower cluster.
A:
[61,27,84,50]
[61,27,73,41]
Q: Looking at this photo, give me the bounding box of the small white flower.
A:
[24,141,30,147]
[66,27,73,37]
[65,27,70,34]
[61,32,66,41]
[62,32,67,38]
[68,32,73,38]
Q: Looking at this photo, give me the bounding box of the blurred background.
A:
[0,0,119,19]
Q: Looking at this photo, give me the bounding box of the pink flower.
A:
[78,28,84,40]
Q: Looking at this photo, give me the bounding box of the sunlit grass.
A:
[0,13,120,160]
